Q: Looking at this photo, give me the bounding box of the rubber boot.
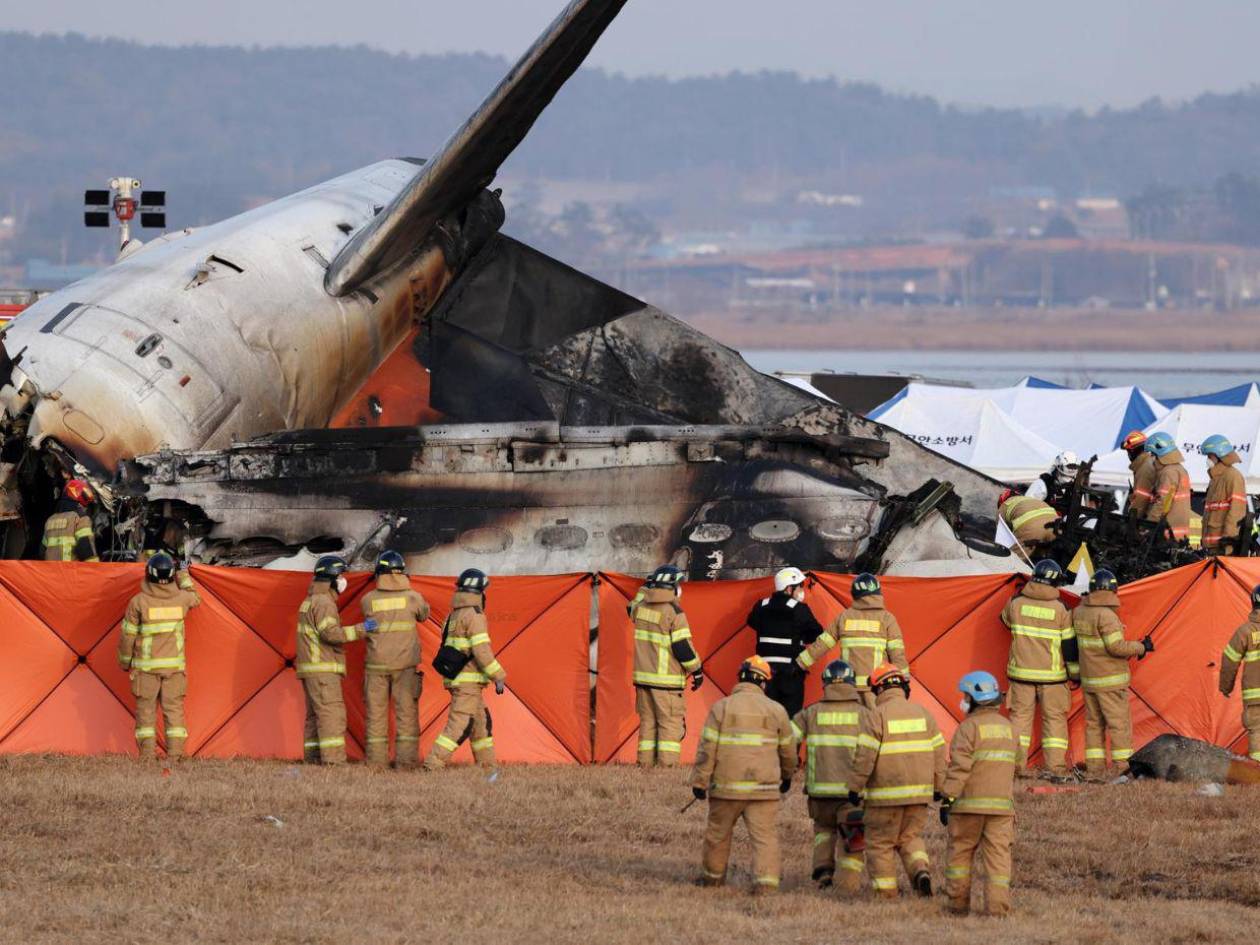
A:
[913,871,934,897]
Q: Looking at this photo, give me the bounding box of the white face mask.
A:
[675,586,683,599]
[959,697,971,714]
[334,575,348,595]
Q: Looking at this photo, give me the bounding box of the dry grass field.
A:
[0,757,1255,944]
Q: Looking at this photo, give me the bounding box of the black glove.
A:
[779,779,791,794]
[847,790,861,807]
[939,801,952,826]
[1069,679,1081,690]
[691,671,704,691]
[933,790,944,803]
[692,786,706,801]
[1141,635,1155,657]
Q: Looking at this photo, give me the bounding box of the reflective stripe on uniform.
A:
[434,734,459,752]
[877,738,941,755]
[952,797,1014,813]
[865,783,933,801]
[972,749,1015,763]
[887,718,928,734]
[817,711,859,726]
[471,737,494,751]
[713,781,781,793]
[1041,737,1069,749]
[1083,672,1130,689]
[633,671,686,687]
[296,661,344,674]
[370,597,408,612]
[657,740,681,754]
[166,726,188,739]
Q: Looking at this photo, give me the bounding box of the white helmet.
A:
[774,567,807,593]
[1053,450,1080,472]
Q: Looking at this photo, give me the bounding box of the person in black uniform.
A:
[747,567,826,717]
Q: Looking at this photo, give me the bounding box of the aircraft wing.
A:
[325,0,629,297]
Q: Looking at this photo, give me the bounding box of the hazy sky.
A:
[10,0,1260,108]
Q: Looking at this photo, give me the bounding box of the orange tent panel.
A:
[196,672,299,760]
[0,666,136,756]
[0,581,77,743]
[0,561,141,654]
[420,686,577,765]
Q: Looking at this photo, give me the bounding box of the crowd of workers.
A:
[36,433,1260,911]
[997,429,1246,560]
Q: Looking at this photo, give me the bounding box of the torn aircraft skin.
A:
[0,0,1013,576]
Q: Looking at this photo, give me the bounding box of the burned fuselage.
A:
[130,423,893,578]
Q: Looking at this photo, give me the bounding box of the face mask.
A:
[675,586,683,599]
[334,575,347,595]
[792,587,806,602]
[959,697,971,714]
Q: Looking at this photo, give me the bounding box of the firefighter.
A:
[797,572,906,710]
[42,478,98,562]
[1143,432,1191,542]
[1073,569,1153,779]
[117,552,200,760]
[691,656,796,894]
[748,566,825,717]
[361,550,430,768]
[847,663,947,899]
[791,659,868,894]
[425,569,506,770]
[940,671,1016,917]
[997,488,1059,561]
[1121,430,1155,518]
[1000,559,1077,779]
[1201,434,1248,554]
[296,555,376,765]
[631,564,702,767]
[1220,584,1260,762]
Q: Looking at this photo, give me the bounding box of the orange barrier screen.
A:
[0,560,1256,764]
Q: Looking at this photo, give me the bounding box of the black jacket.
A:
[747,592,825,673]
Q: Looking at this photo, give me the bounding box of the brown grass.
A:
[0,757,1252,944]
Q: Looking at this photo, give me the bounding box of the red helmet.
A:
[997,488,1015,507]
[64,479,94,506]
[1121,430,1147,452]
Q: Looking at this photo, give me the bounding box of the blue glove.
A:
[362,618,379,634]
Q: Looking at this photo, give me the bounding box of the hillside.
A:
[5,33,1260,263]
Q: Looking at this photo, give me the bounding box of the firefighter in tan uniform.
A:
[1000,559,1077,778]
[848,663,947,898]
[940,671,1016,917]
[791,659,869,893]
[296,555,375,765]
[1143,432,1191,541]
[997,490,1060,561]
[117,553,200,760]
[425,569,506,770]
[631,565,702,767]
[1201,435,1248,554]
[1121,431,1156,517]
[1220,584,1260,761]
[1073,569,1153,779]
[41,478,99,562]
[797,573,906,710]
[691,657,796,894]
[361,550,430,767]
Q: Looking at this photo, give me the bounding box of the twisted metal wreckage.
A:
[0,0,1038,578]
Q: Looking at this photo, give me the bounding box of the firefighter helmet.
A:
[774,566,807,593]
[851,572,881,600]
[1201,434,1233,459]
[374,549,406,575]
[738,656,773,684]
[1146,432,1177,457]
[64,478,94,506]
[1121,430,1148,452]
[958,670,1001,705]
[313,555,349,580]
[646,564,685,590]
[145,551,176,585]
[1053,450,1080,472]
[1090,569,1119,593]
[869,663,908,692]
[822,659,856,686]
[1252,584,1260,610]
[457,568,489,592]
[1031,559,1063,585]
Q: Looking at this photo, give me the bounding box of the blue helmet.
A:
[1146,432,1176,457]
[1201,434,1233,459]
[851,572,881,599]
[959,671,1002,706]
[822,660,856,685]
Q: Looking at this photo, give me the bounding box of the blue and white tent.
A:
[1159,383,1260,409]
[870,383,1167,460]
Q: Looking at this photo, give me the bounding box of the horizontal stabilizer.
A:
[326,0,629,296]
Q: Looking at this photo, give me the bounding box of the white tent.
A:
[1092,404,1260,492]
[875,393,1061,482]
[871,383,1168,461]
